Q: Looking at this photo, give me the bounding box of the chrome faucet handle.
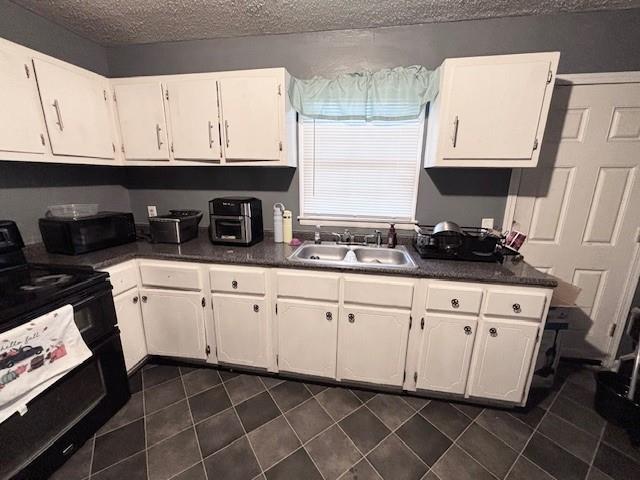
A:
[362,234,376,245]
[375,230,383,247]
[331,232,343,242]
[343,229,353,243]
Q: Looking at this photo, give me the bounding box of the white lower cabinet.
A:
[113,288,147,372]
[212,294,267,368]
[337,305,411,387]
[416,314,477,395]
[140,288,207,359]
[467,318,539,403]
[277,299,338,379]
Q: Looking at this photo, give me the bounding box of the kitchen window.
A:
[298,114,425,228]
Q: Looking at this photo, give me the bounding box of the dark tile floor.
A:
[49,362,640,480]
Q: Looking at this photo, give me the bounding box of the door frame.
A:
[502,71,640,368]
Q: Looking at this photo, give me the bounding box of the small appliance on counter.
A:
[149,209,203,244]
[209,197,263,246]
[39,209,136,255]
[414,221,508,263]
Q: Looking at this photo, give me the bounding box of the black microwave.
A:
[39,212,136,255]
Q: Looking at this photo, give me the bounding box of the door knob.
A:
[464,326,472,335]
[141,296,147,303]
[232,280,238,289]
[489,327,498,337]
[348,313,355,323]
[512,303,521,313]
[133,296,139,304]
[451,298,460,308]
[326,312,332,321]
[253,304,260,313]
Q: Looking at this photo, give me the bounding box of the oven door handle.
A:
[210,215,246,221]
[72,288,112,311]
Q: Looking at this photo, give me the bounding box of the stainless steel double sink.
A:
[288,242,417,269]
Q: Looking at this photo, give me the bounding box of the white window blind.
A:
[299,115,424,225]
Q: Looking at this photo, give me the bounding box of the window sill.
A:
[298,217,417,230]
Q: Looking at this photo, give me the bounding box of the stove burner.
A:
[19,273,74,291]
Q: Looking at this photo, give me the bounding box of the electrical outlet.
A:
[147,205,158,218]
[481,218,494,229]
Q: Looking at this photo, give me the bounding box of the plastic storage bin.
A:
[46,204,98,219]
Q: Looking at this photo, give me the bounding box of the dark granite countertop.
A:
[24,233,557,288]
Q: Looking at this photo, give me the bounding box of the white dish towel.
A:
[0,304,92,424]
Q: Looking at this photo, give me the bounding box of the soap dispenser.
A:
[387,224,397,248]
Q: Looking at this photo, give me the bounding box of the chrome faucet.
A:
[363,230,383,247]
[331,229,353,244]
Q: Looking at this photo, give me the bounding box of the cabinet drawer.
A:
[484,289,547,320]
[104,262,138,296]
[210,266,266,295]
[343,275,414,309]
[426,284,483,315]
[276,270,340,301]
[139,262,202,291]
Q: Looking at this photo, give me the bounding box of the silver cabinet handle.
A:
[489,327,498,337]
[512,303,521,314]
[133,296,139,304]
[451,298,460,309]
[253,304,260,313]
[52,99,64,131]
[348,313,355,323]
[208,121,214,148]
[464,326,472,335]
[326,312,332,321]
[224,120,230,148]
[141,295,148,303]
[156,124,163,150]
[231,280,238,289]
[451,115,459,147]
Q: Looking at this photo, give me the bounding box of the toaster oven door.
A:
[210,215,248,243]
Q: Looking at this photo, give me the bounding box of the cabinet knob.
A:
[464,326,472,335]
[232,280,238,289]
[348,313,355,323]
[253,304,260,313]
[489,327,498,337]
[512,303,521,313]
[451,298,460,309]
[133,296,139,304]
[326,312,332,321]
[141,295,147,303]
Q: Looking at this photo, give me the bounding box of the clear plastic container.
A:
[46,204,99,219]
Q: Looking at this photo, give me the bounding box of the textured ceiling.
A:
[11,0,640,46]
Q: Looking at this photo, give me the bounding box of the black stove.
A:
[0,263,108,331]
[413,225,505,263]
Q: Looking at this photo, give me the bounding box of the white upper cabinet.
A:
[425,52,560,168]
[218,76,281,161]
[113,81,170,161]
[165,78,221,161]
[0,44,46,155]
[33,58,115,159]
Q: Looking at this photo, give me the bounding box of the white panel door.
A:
[337,305,410,387]
[416,315,477,394]
[277,299,338,379]
[218,77,280,161]
[113,288,147,372]
[113,82,170,160]
[212,294,267,368]
[468,319,539,403]
[440,54,555,160]
[165,79,221,161]
[512,83,640,359]
[33,58,114,159]
[140,289,207,359]
[0,47,46,155]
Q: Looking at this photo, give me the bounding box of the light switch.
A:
[147,205,158,217]
[481,218,494,229]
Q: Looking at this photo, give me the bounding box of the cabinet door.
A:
[165,79,221,161]
[218,77,280,161]
[337,305,410,387]
[468,319,539,403]
[440,53,557,161]
[213,294,267,368]
[113,288,147,372]
[113,82,170,160]
[277,299,338,379]
[416,315,477,394]
[33,58,114,159]
[0,48,46,155]
[140,289,207,359]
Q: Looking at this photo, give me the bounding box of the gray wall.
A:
[0,3,125,244]
[109,8,640,230]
